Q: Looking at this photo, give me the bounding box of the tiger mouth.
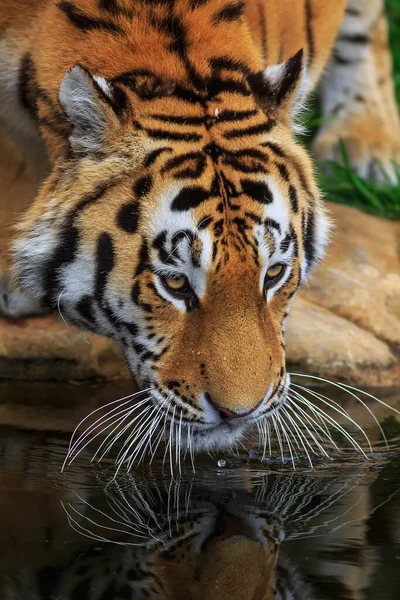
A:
[150,375,289,430]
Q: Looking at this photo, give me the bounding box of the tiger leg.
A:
[313,0,400,183]
[0,135,48,319]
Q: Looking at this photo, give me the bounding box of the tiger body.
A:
[0,0,399,456]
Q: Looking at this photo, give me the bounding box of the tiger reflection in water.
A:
[60,475,314,600]
[1,432,374,600]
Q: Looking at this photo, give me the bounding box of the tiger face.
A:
[14,52,330,452]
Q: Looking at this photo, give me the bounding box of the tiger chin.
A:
[1,0,398,459]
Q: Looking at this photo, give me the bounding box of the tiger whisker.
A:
[286,397,334,457]
[280,406,314,469]
[62,389,153,471]
[65,404,145,469]
[177,410,183,476]
[91,406,142,463]
[187,424,195,472]
[291,390,369,458]
[169,406,176,479]
[131,400,168,468]
[62,501,148,544]
[66,387,153,453]
[271,413,284,463]
[277,412,296,469]
[291,374,397,449]
[130,407,165,468]
[111,405,154,469]
[115,406,157,473]
[142,400,169,465]
[291,385,374,454]
[290,373,400,417]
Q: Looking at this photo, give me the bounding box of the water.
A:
[1,382,400,599]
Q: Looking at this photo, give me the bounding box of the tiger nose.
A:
[204,393,259,420]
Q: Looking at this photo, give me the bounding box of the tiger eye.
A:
[266,264,284,279]
[163,275,188,291]
[263,264,286,292]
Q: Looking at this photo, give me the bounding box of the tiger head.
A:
[14,50,330,453]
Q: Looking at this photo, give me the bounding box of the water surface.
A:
[1,382,400,599]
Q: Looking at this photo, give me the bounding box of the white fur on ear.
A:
[58,66,111,154]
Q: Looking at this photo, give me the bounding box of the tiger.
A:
[0,0,399,458]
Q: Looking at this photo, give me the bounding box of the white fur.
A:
[59,66,108,153]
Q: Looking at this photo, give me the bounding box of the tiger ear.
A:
[247,50,307,120]
[58,65,125,154]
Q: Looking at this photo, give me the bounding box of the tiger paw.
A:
[0,273,48,319]
[313,120,400,184]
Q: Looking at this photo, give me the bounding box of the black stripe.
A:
[198,215,213,229]
[241,179,273,204]
[76,295,96,323]
[223,158,265,174]
[338,33,370,44]
[189,0,210,8]
[58,1,123,33]
[146,128,202,142]
[261,141,286,157]
[171,84,204,104]
[304,209,315,266]
[210,56,251,75]
[305,0,314,67]
[288,185,299,212]
[99,0,118,9]
[94,233,115,301]
[224,120,275,139]
[212,1,246,24]
[280,232,291,253]
[117,202,140,233]
[217,109,258,122]
[98,0,133,15]
[222,149,268,173]
[163,152,207,178]
[134,239,150,277]
[332,51,361,65]
[18,54,38,118]
[208,77,252,98]
[265,218,281,234]
[149,114,204,125]
[134,176,153,198]
[171,186,210,211]
[276,162,289,181]
[163,152,204,172]
[153,231,178,265]
[345,7,361,17]
[144,147,172,167]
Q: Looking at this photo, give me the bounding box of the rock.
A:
[286,203,400,386]
[286,297,399,386]
[0,315,126,381]
[0,202,398,386]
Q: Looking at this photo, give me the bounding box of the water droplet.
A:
[215,108,219,117]
[217,459,226,468]
[222,428,229,434]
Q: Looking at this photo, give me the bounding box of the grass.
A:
[303,0,400,220]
